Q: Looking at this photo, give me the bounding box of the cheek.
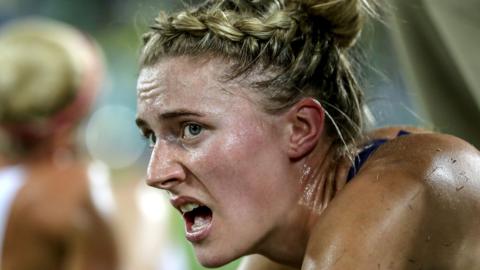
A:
[200,125,282,208]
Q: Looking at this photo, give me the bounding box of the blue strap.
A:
[346,130,410,181]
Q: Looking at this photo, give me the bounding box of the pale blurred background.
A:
[0,0,478,269]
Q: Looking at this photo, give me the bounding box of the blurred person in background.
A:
[0,17,118,270]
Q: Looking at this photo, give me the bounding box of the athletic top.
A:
[0,165,26,266]
[347,130,410,181]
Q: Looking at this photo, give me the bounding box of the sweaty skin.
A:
[137,57,306,267]
[241,127,480,270]
[137,56,480,270]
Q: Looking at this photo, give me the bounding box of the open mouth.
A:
[180,203,213,242]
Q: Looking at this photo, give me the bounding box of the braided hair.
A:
[140,0,375,157]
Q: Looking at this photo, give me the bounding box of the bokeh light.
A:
[85,104,146,169]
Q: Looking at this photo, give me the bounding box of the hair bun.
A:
[0,17,104,142]
[297,0,373,49]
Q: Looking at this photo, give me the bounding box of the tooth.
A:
[180,203,199,213]
[192,216,209,231]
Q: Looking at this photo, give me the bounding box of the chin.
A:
[194,245,242,268]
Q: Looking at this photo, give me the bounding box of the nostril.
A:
[146,177,177,189]
[158,178,179,189]
[146,165,185,189]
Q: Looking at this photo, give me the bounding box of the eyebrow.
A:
[158,110,204,120]
[135,110,204,129]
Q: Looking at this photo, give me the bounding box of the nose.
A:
[146,139,186,190]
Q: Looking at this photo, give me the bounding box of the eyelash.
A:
[142,122,204,148]
[143,131,156,148]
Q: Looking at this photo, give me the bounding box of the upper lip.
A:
[170,195,206,213]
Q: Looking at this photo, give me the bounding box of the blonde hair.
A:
[141,0,375,156]
[0,17,103,148]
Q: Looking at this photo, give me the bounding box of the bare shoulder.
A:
[303,130,480,269]
[360,127,480,193]
[15,161,92,232]
[4,160,118,270]
[366,129,480,193]
[2,162,93,270]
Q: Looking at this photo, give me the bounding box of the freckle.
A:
[408,258,416,263]
[444,242,452,247]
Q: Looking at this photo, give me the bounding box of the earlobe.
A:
[287,98,325,159]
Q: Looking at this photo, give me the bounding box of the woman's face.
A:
[136,56,301,267]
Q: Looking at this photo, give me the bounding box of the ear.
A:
[286,98,325,159]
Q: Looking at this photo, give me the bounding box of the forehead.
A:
[136,57,251,113]
[138,57,207,102]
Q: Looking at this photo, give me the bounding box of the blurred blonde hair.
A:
[0,17,103,144]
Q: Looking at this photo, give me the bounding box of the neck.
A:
[259,137,352,268]
[298,141,351,217]
[1,132,79,166]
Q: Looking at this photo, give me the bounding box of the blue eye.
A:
[182,123,203,139]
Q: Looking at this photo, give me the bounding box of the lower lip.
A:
[185,218,213,243]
